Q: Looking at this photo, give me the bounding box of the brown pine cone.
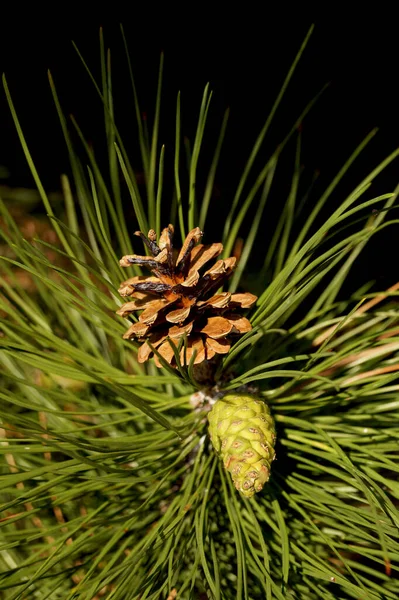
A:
[117,225,257,368]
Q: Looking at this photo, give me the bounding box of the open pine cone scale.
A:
[117,225,257,367]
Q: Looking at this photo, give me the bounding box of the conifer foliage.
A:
[1,26,399,600]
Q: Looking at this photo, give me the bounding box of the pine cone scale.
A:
[168,322,194,338]
[176,227,202,266]
[205,337,230,354]
[188,243,223,272]
[201,316,233,338]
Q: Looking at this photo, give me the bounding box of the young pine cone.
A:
[117,225,257,368]
[208,393,276,498]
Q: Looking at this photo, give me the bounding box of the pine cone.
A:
[117,225,257,368]
[208,393,276,498]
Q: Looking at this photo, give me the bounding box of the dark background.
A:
[0,15,398,290]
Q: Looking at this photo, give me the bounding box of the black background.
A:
[0,14,398,291]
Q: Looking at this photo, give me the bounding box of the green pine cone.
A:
[208,393,276,498]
